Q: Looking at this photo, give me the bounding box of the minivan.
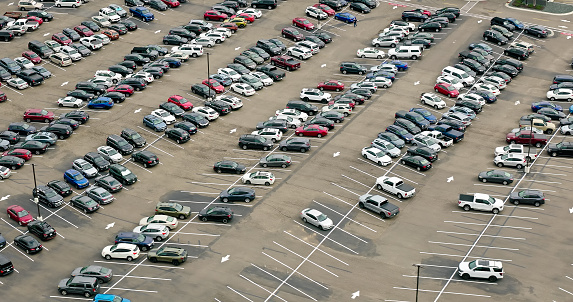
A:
[49,53,72,67]
[388,45,422,60]
[0,254,14,276]
[441,66,475,86]
[55,0,82,8]
[28,40,53,58]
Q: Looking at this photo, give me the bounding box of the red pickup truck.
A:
[270,55,300,71]
[506,130,547,147]
[4,12,23,19]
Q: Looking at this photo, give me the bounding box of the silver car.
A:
[300,208,333,230]
[72,159,98,178]
[26,132,57,146]
[86,187,114,205]
[132,224,170,241]
[370,138,401,157]
[371,36,399,48]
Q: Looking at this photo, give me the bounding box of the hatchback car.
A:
[219,187,256,203]
[301,208,333,230]
[259,154,291,168]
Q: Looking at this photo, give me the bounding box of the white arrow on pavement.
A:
[154,30,161,34]
[333,152,340,157]
[321,64,326,68]
[414,81,420,85]
[43,33,50,36]
[447,176,454,183]
[562,20,571,23]
[393,6,397,9]
[569,207,573,214]
[230,128,236,134]
[351,291,360,299]
[0,195,10,201]
[105,222,115,230]
[559,25,568,29]
[8,2,14,5]
[61,81,68,86]
[514,100,520,105]
[568,36,572,40]
[221,255,230,263]
[134,108,142,114]
[235,47,241,50]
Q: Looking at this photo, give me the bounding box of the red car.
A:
[22,51,42,64]
[7,205,34,226]
[74,25,94,37]
[107,84,134,96]
[292,17,314,30]
[219,22,238,33]
[168,95,193,110]
[161,0,180,7]
[232,13,255,23]
[102,29,119,40]
[411,9,432,16]
[204,10,228,21]
[52,33,72,45]
[27,16,43,25]
[202,79,225,94]
[3,149,32,161]
[0,90,6,103]
[295,124,329,137]
[23,109,54,123]
[434,83,459,98]
[317,80,344,92]
[313,4,335,16]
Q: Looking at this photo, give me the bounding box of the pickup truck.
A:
[518,118,555,134]
[271,55,301,71]
[505,130,547,147]
[358,194,400,218]
[7,18,38,31]
[256,64,285,81]
[427,124,464,143]
[4,12,23,19]
[458,193,504,214]
[494,144,537,161]
[375,176,415,199]
[420,130,453,148]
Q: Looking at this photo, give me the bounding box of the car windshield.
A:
[141,8,151,14]
[317,213,327,222]
[468,260,477,269]
[73,174,84,181]
[45,190,57,198]
[17,210,29,217]
[86,200,98,207]
[100,190,111,197]
[446,86,455,91]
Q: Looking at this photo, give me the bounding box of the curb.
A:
[504,1,573,16]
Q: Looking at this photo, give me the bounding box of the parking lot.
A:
[1,0,573,301]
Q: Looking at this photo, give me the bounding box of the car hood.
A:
[458,261,470,272]
[58,278,70,289]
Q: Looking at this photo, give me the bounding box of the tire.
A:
[512,200,519,205]
[245,180,251,184]
[263,146,269,151]
[268,5,272,9]
[205,17,210,21]
[463,205,471,211]
[149,257,157,262]
[143,163,148,168]
[156,236,163,241]
[300,148,307,153]
[411,55,418,60]
[317,133,322,138]
[72,4,77,8]
[222,197,229,203]
[60,290,68,296]
[319,225,324,230]
[342,70,347,74]
[488,276,497,282]
[281,164,287,168]
[241,144,247,150]
[105,255,111,260]
[461,273,470,280]
[84,292,91,298]
[172,260,180,266]
[262,163,268,167]
[546,129,553,134]
[516,164,523,169]
[244,198,251,203]
[535,142,542,148]
[492,208,499,214]
[395,193,402,199]
[57,4,61,7]
[435,28,439,32]
[482,179,487,183]
[416,166,421,171]
[59,135,65,139]
[59,104,63,107]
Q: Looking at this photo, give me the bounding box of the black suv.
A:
[131,150,159,168]
[458,51,489,66]
[115,232,154,251]
[286,100,318,116]
[16,69,44,86]
[256,120,288,133]
[205,100,231,115]
[490,16,515,31]
[483,29,508,46]
[84,152,110,171]
[60,110,89,124]
[40,124,72,139]
[75,82,106,95]
[495,57,523,72]
[106,134,134,155]
[33,185,64,208]
[109,164,137,185]
[8,122,36,135]
[340,62,367,75]
[319,0,345,10]
[504,47,528,60]
[256,40,282,56]
[239,134,273,150]
[58,276,100,297]
[251,0,277,9]
[406,146,438,162]
[401,11,428,22]
[123,54,150,65]
[131,46,159,60]
[456,99,482,113]
[121,128,146,147]
[0,30,14,42]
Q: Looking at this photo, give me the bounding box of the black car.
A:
[33,185,64,208]
[219,187,256,203]
[538,108,566,120]
[121,128,146,148]
[62,28,81,41]
[120,78,147,91]
[205,100,231,115]
[158,57,182,68]
[115,232,154,251]
[8,122,36,135]
[81,21,100,32]
[462,58,486,74]
[173,121,197,135]
[319,0,344,10]
[248,46,271,60]
[27,220,56,240]
[106,134,134,155]
[256,120,288,133]
[314,32,332,44]
[508,189,545,206]
[71,43,91,57]
[406,146,438,162]
[227,63,250,75]
[550,82,573,91]
[426,16,449,27]
[304,35,325,48]
[478,169,514,185]
[143,61,170,73]
[279,137,311,153]
[0,156,25,169]
[108,65,133,77]
[142,67,163,79]
[487,71,511,83]
[75,82,106,95]
[182,112,209,127]
[400,155,432,171]
[340,62,367,75]
[149,0,168,10]
[71,265,113,283]
[60,110,89,124]
[159,102,185,118]
[181,24,205,35]
[525,25,548,38]
[337,92,365,104]
[51,118,79,130]
[146,45,169,56]
[483,29,508,45]
[169,27,196,40]
[349,88,372,99]
[110,24,128,35]
[47,179,72,196]
[124,54,150,66]
[419,22,441,32]
[0,66,12,81]
[403,38,431,49]
[120,19,138,31]
[212,5,234,16]
[84,152,110,171]
[318,111,345,123]
[191,84,216,99]
[165,128,190,144]
[394,118,421,135]
[305,117,335,130]
[70,196,100,213]
[132,150,159,168]
[14,234,43,254]
[268,38,286,51]
[234,55,256,70]
[94,175,123,193]
[491,64,518,78]
[436,7,460,17]
[67,90,95,102]
[198,206,233,223]
[27,10,53,22]
[16,69,44,86]
[213,160,246,174]
[14,140,47,154]
[239,134,273,150]
[402,11,428,22]
[125,0,144,6]
[496,57,523,72]
[109,164,137,185]
[118,60,138,70]
[259,154,291,168]
[102,92,126,103]
[163,34,188,45]
[456,99,482,113]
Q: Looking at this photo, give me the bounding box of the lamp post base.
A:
[37,216,43,222]
[524,166,530,173]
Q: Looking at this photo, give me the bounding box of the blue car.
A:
[209,73,232,86]
[470,90,497,103]
[531,101,562,112]
[64,169,89,189]
[366,70,395,81]
[334,12,356,23]
[389,60,408,71]
[468,43,493,54]
[570,104,573,113]
[386,125,413,144]
[505,17,524,30]
[410,108,437,124]
[219,187,256,203]
[143,114,167,132]
[114,232,154,251]
[159,58,181,68]
[129,6,154,22]
[88,97,114,109]
[93,294,131,302]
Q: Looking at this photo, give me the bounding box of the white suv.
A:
[287,46,312,60]
[60,46,82,61]
[94,70,122,84]
[458,259,504,282]
[300,88,331,103]
[171,44,203,57]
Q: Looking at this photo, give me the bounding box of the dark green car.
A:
[241,50,264,64]
[109,164,137,185]
[155,202,191,219]
[147,246,187,265]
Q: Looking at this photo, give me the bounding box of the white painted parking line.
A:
[165,242,209,248]
[224,157,262,161]
[150,143,180,155]
[283,231,349,266]
[48,297,91,300]
[428,241,519,251]
[177,232,220,237]
[252,263,317,301]
[536,164,572,169]
[179,191,220,195]
[190,181,235,186]
[342,174,371,189]
[313,200,376,233]
[451,210,538,220]
[239,273,289,302]
[113,275,171,281]
[413,263,457,269]
[559,287,573,296]
[322,191,385,223]
[565,275,573,281]
[170,200,253,207]
[402,274,496,285]
[393,287,491,298]
[185,221,232,227]
[292,220,358,255]
[125,160,153,174]
[436,231,525,240]
[227,285,254,302]
[521,179,562,184]
[444,220,532,230]
[101,287,158,293]
[93,260,185,269]
[331,182,361,196]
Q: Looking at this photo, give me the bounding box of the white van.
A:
[388,45,422,60]
[55,0,82,8]
[441,66,475,87]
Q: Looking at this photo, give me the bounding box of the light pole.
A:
[412,264,424,302]
[32,163,42,221]
[206,52,211,101]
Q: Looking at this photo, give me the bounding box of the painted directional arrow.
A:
[333,152,340,157]
[134,108,142,114]
[351,291,360,299]
[414,81,420,85]
[154,30,161,34]
[0,195,10,201]
[321,64,326,68]
[8,2,14,5]
[235,47,241,50]
[221,255,230,263]
[514,100,520,105]
[477,20,482,23]
[447,176,454,183]
[61,81,68,86]
[105,222,115,230]
[569,207,573,214]
[393,6,397,9]
[43,32,50,36]
[562,20,571,23]
[229,128,237,134]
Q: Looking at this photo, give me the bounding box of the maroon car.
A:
[52,33,72,45]
[317,80,344,91]
[281,27,304,41]
[73,25,94,37]
[3,149,32,161]
[23,109,54,123]
[22,51,42,64]
[7,205,34,226]
[107,84,134,96]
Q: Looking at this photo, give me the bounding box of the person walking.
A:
[354,19,357,27]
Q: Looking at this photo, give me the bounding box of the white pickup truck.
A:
[494,144,537,161]
[420,130,453,148]
[375,176,415,199]
[458,193,504,214]
[7,19,39,31]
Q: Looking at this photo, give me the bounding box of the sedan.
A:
[547,89,573,102]
[7,78,29,90]
[334,12,356,23]
[101,243,140,261]
[97,146,123,163]
[400,155,432,171]
[7,205,34,226]
[0,156,25,170]
[434,83,459,98]
[317,80,344,92]
[86,187,115,205]
[292,17,314,30]
[241,171,275,186]
[94,175,123,193]
[47,179,72,196]
[295,124,328,137]
[537,108,566,120]
[198,206,233,223]
[509,189,545,207]
[259,154,291,168]
[70,265,113,284]
[361,146,392,166]
[219,187,255,203]
[202,79,225,93]
[71,196,100,213]
[531,101,562,112]
[301,208,333,230]
[14,140,47,155]
[14,234,42,254]
[478,169,514,185]
[357,48,385,59]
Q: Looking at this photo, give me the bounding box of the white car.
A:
[357,48,385,59]
[300,208,333,230]
[80,37,103,50]
[92,16,111,28]
[97,146,123,163]
[411,134,441,152]
[305,6,327,19]
[151,109,176,125]
[251,128,282,142]
[89,77,113,88]
[212,27,232,38]
[57,96,83,108]
[230,83,255,96]
[419,130,453,148]
[275,109,308,122]
[14,57,34,69]
[216,95,243,109]
[322,104,352,116]
[378,31,405,41]
[251,71,273,86]
[72,159,98,178]
[547,88,573,101]
[370,138,401,157]
[45,40,62,52]
[494,153,527,168]
[458,259,504,282]
[133,224,170,241]
[561,124,573,135]
[171,44,203,57]
[287,46,312,60]
[126,71,154,83]
[436,75,464,90]
[199,32,226,43]
[384,26,409,36]
[0,166,11,180]
[99,8,120,23]
[93,34,110,45]
[241,171,275,186]
[7,77,29,90]
[361,146,392,166]
[189,19,212,29]
[164,52,190,61]
[366,76,392,89]
[191,37,216,47]
[420,92,446,109]
[271,115,301,129]
[300,88,331,103]
[350,81,378,92]
[94,70,122,84]
[371,36,400,48]
[480,76,506,89]
[238,8,262,18]
[218,67,241,82]
[457,93,486,106]
[296,41,319,55]
[390,21,415,31]
[192,106,219,120]
[139,215,178,230]
[370,63,397,73]
[101,243,140,261]
[473,83,500,95]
